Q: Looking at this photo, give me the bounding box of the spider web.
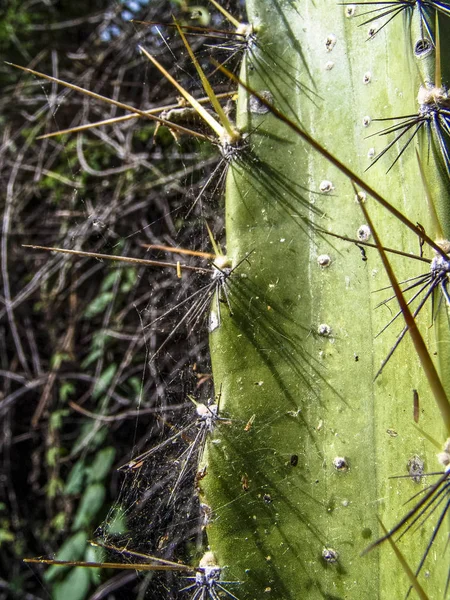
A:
[5,0,245,597]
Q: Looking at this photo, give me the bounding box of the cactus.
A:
[11,1,450,599]
[202,2,450,599]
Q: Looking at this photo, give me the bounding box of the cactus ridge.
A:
[206,2,450,596]
[351,189,450,594]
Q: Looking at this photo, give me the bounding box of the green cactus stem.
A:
[202,2,450,598]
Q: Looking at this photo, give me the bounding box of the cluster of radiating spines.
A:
[21,234,240,361]
[373,238,450,377]
[179,551,241,600]
[360,5,450,176]
[430,238,450,294]
[363,438,450,597]
[328,169,450,381]
[7,37,243,157]
[319,222,450,376]
[342,1,450,44]
[24,546,241,600]
[137,23,247,163]
[367,79,450,174]
[133,0,256,66]
[7,0,258,171]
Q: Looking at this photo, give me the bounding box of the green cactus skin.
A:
[202,2,450,599]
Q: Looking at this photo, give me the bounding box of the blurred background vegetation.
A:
[0,1,243,597]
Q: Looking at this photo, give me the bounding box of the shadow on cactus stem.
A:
[214,61,450,433]
[218,267,348,409]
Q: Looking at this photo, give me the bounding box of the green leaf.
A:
[120,267,137,293]
[100,270,121,292]
[71,421,107,455]
[59,382,75,403]
[127,376,142,397]
[0,526,14,545]
[83,291,114,319]
[85,544,103,585]
[64,459,86,495]
[71,483,105,531]
[51,352,71,369]
[92,364,117,399]
[81,331,110,368]
[80,348,102,369]
[50,512,67,531]
[44,531,87,582]
[52,566,91,600]
[86,447,116,484]
[50,409,69,431]
[46,477,64,499]
[46,447,61,468]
